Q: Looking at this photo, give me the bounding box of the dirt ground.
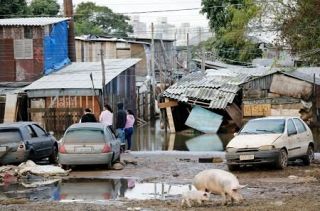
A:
[1,151,320,211]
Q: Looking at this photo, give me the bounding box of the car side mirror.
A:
[49,131,54,136]
[288,130,297,136]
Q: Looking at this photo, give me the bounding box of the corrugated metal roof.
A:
[24,59,140,91]
[75,35,150,45]
[282,68,320,85]
[163,70,249,109]
[0,17,70,26]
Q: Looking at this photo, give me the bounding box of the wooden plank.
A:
[165,98,175,133]
[167,134,175,151]
[4,94,18,123]
[158,100,178,109]
[225,103,243,128]
[243,104,271,117]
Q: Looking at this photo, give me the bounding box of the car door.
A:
[286,118,300,158]
[25,125,44,158]
[31,124,53,157]
[292,118,310,156]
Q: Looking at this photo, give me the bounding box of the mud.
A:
[1,152,320,210]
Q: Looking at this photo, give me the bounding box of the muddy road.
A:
[1,152,320,211]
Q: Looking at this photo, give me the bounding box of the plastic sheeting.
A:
[44,21,70,74]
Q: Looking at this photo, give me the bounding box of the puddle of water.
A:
[134,120,320,152]
[0,178,193,203]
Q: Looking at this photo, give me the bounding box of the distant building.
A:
[130,16,147,38]
[0,17,71,82]
[153,17,176,40]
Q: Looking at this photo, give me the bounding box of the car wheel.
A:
[228,164,240,171]
[49,145,58,164]
[302,145,314,166]
[275,149,288,169]
[61,164,70,170]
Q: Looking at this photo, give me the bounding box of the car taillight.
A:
[59,145,67,153]
[102,144,111,153]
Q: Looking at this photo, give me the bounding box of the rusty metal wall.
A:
[0,26,44,82]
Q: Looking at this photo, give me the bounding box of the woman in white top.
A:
[99,104,114,132]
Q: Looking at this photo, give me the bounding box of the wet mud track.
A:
[1,152,320,210]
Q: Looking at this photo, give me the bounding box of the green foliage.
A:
[278,0,320,65]
[74,2,133,37]
[0,0,29,18]
[201,0,262,64]
[29,0,60,16]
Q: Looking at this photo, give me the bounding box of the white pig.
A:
[181,190,210,208]
[192,169,246,205]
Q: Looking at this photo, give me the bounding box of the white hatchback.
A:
[226,116,314,170]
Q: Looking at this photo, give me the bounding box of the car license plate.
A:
[0,146,7,152]
[240,154,254,160]
[75,147,92,153]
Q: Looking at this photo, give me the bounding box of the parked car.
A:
[226,116,314,170]
[0,122,58,165]
[58,123,121,169]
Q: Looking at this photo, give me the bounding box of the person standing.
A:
[124,109,135,152]
[80,108,97,123]
[115,102,127,152]
[99,104,113,131]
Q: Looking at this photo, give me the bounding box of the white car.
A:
[226,116,314,170]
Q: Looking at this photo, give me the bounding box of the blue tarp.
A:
[44,21,70,75]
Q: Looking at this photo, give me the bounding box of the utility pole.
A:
[187,32,190,72]
[64,0,76,62]
[100,49,106,109]
[200,28,205,72]
[150,22,156,119]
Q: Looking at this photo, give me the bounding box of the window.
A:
[14,39,33,59]
[0,129,22,144]
[26,126,37,138]
[32,124,47,137]
[64,129,105,144]
[24,27,33,39]
[240,119,285,134]
[287,119,297,136]
[293,118,307,133]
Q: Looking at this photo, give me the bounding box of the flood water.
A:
[133,120,320,152]
[0,178,192,203]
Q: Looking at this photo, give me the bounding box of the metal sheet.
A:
[185,106,223,133]
[0,18,70,26]
[24,59,141,92]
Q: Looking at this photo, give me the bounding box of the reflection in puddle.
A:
[134,120,320,152]
[133,120,233,151]
[0,179,193,203]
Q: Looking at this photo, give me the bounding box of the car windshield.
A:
[0,129,22,144]
[240,119,285,134]
[64,129,105,144]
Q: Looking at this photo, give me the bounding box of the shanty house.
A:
[24,59,140,137]
[242,68,320,124]
[0,17,70,82]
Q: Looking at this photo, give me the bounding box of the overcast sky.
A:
[57,0,209,28]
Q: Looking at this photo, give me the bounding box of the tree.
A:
[276,0,320,65]
[0,0,29,18]
[74,2,133,37]
[29,0,60,16]
[201,0,262,64]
